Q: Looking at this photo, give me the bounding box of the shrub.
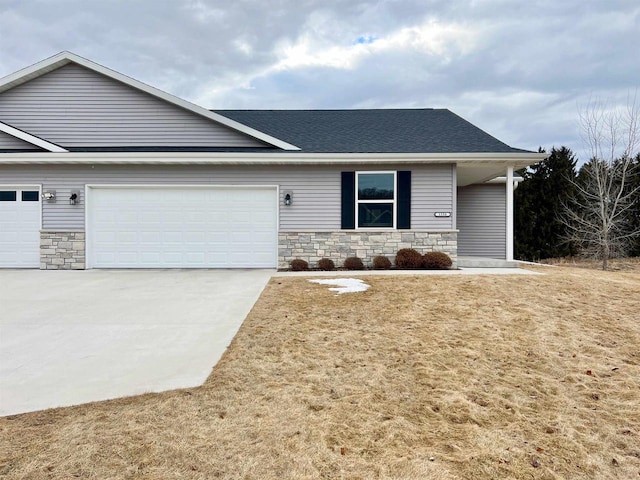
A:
[317,258,335,271]
[344,256,364,270]
[373,255,392,270]
[290,259,309,271]
[395,248,423,269]
[423,251,453,270]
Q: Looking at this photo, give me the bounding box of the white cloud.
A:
[270,19,479,72]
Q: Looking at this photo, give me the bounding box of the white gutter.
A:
[0,151,548,165]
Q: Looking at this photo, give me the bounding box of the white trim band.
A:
[0,122,68,153]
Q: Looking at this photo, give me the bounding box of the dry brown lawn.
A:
[541,256,640,272]
[1,264,639,479]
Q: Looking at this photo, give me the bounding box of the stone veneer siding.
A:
[40,230,85,270]
[278,231,457,269]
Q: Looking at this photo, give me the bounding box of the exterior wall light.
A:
[283,191,293,206]
[69,192,79,205]
[42,191,56,202]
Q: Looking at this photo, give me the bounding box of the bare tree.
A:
[560,94,640,270]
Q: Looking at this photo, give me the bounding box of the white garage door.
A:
[87,187,278,268]
[0,187,41,268]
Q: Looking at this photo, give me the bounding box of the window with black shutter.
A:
[341,170,411,229]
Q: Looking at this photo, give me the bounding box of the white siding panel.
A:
[0,64,267,148]
[457,184,506,258]
[0,163,454,231]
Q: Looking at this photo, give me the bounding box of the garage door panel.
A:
[94,210,117,223]
[160,231,182,243]
[185,211,207,223]
[96,231,117,243]
[140,252,161,264]
[117,231,138,243]
[182,231,205,243]
[0,187,40,268]
[207,231,231,242]
[88,187,277,268]
[206,252,230,264]
[161,252,184,264]
[139,227,163,238]
[18,232,36,244]
[0,231,18,242]
[0,211,18,223]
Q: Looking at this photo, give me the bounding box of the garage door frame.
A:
[0,184,42,268]
[85,184,280,269]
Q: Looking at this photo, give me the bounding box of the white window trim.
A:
[355,171,397,229]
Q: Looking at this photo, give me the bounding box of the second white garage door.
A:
[0,186,41,268]
[87,187,277,268]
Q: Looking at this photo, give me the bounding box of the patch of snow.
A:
[308,278,370,295]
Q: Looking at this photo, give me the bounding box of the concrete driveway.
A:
[0,269,273,416]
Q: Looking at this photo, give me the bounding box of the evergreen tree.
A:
[627,154,640,256]
[515,146,578,260]
[514,165,538,260]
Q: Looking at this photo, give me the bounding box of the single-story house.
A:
[0,52,545,270]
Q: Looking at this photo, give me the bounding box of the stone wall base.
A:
[278,230,457,269]
[37,230,456,271]
[40,231,86,270]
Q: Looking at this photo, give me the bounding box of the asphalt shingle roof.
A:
[214,108,532,154]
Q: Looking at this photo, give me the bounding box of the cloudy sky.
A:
[1,0,638,161]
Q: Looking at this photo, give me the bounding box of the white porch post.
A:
[506,166,514,261]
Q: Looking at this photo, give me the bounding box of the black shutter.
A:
[341,171,355,229]
[397,170,411,229]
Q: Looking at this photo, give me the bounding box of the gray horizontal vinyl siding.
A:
[0,131,34,150]
[0,163,453,230]
[457,184,506,258]
[0,64,267,148]
[411,164,454,228]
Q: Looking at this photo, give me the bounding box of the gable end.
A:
[0,63,272,150]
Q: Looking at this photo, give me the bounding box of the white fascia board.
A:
[0,121,68,153]
[486,176,524,184]
[0,151,548,165]
[0,52,300,151]
[0,52,72,93]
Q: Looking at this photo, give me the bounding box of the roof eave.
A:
[0,151,548,166]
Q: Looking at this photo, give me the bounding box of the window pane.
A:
[0,191,17,202]
[22,191,39,202]
[358,203,394,227]
[358,173,394,200]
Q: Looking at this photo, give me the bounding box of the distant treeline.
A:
[515,147,640,261]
